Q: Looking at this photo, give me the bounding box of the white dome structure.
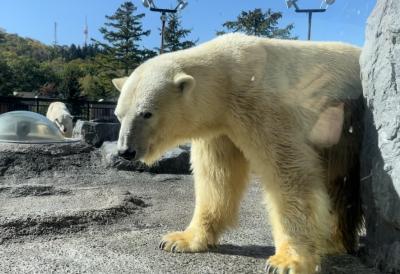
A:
[0,111,77,144]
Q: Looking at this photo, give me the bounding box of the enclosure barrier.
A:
[0,96,117,122]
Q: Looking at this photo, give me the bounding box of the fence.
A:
[0,96,117,122]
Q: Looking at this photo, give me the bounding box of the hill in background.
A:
[0,29,117,101]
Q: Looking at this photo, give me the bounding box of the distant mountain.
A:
[0,30,52,62]
[0,29,114,100]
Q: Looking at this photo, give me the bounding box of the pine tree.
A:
[93,2,154,75]
[68,44,79,61]
[217,8,296,39]
[0,32,5,44]
[161,13,197,53]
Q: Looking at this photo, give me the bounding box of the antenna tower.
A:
[54,22,58,45]
[84,16,89,46]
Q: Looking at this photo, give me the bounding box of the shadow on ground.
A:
[211,244,274,259]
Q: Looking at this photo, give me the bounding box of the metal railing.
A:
[0,96,117,122]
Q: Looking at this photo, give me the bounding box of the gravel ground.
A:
[0,143,379,273]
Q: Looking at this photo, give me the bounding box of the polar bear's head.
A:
[55,113,73,137]
[113,58,222,165]
[46,102,74,138]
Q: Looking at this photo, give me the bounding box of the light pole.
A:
[286,0,335,40]
[142,0,188,54]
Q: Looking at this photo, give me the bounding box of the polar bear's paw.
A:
[159,230,208,253]
[265,252,319,274]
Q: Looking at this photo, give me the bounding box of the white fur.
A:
[46,102,73,138]
[114,33,362,273]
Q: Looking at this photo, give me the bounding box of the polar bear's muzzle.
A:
[118,141,149,162]
[54,119,65,132]
[117,111,156,162]
[117,125,148,161]
[118,147,137,160]
[117,133,139,161]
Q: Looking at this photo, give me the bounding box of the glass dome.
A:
[0,111,77,144]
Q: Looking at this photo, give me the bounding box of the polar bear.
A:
[113,33,363,274]
[46,102,73,138]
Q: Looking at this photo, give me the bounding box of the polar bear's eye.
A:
[143,112,153,119]
[179,82,185,92]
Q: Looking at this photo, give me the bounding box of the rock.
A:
[100,141,140,171]
[359,0,400,273]
[100,141,191,174]
[147,147,191,175]
[73,120,120,147]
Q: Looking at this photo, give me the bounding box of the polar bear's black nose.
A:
[118,149,136,160]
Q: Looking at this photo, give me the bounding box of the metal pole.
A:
[87,101,90,121]
[307,11,312,40]
[36,97,39,113]
[160,12,166,54]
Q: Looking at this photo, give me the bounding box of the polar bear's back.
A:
[166,33,360,65]
[154,33,361,94]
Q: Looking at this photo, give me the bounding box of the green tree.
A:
[217,8,296,39]
[0,31,5,44]
[8,56,56,94]
[37,61,61,98]
[68,44,80,60]
[93,1,154,75]
[161,13,197,53]
[0,32,52,62]
[80,74,110,100]
[90,53,121,97]
[58,62,84,100]
[0,57,13,96]
[81,44,102,59]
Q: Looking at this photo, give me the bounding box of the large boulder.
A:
[148,145,191,174]
[73,120,120,147]
[360,0,400,272]
[100,141,191,174]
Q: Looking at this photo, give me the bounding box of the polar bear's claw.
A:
[265,250,319,274]
[265,261,291,274]
[159,240,167,250]
[171,244,177,253]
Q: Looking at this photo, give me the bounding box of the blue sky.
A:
[0,0,376,48]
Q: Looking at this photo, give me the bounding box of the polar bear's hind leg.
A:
[262,143,333,274]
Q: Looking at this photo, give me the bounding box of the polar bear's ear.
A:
[112,77,128,92]
[174,73,196,93]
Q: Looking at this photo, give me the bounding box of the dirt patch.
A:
[0,142,99,179]
[0,189,147,243]
[0,185,72,197]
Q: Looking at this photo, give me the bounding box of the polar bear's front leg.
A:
[159,136,250,253]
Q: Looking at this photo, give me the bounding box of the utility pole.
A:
[160,13,167,54]
[285,0,335,40]
[142,0,188,54]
